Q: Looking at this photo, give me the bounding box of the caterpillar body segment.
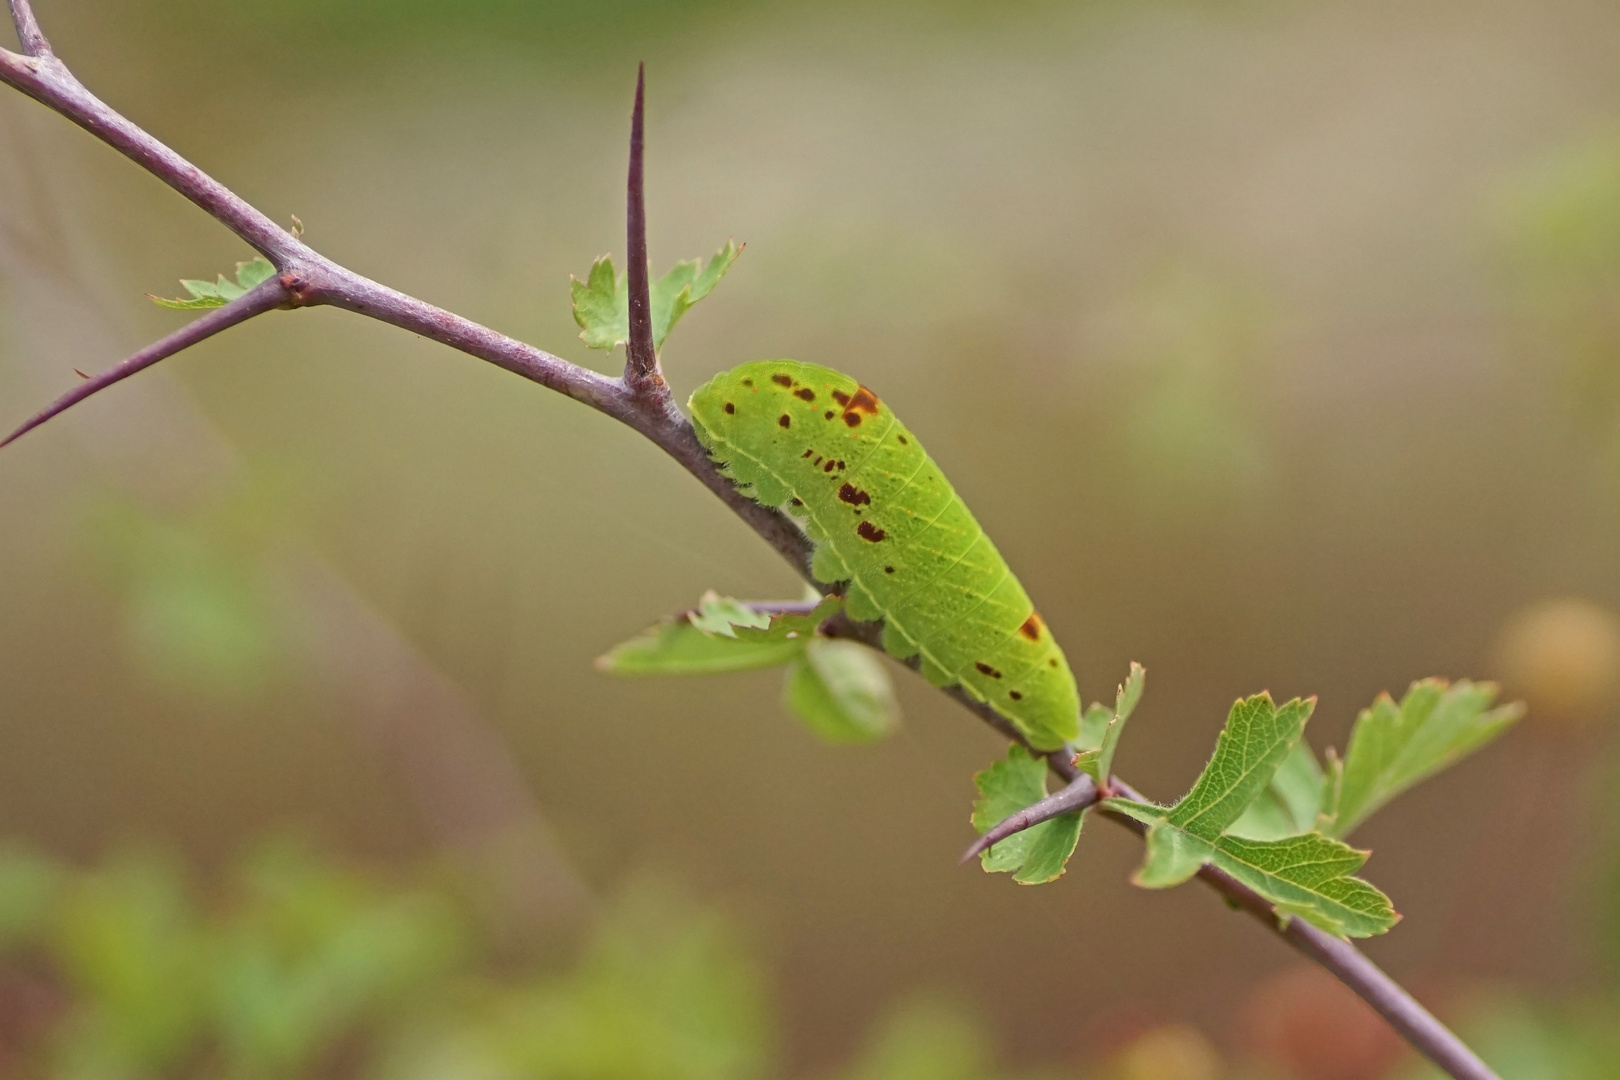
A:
[689,360,1079,751]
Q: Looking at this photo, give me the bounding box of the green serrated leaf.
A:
[1110,801,1397,937]
[971,746,1084,885]
[1096,662,1144,785]
[690,592,842,644]
[652,240,742,350]
[1074,663,1145,787]
[595,616,804,676]
[234,258,276,290]
[1321,679,1522,840]
[150,295,228,311]
[1168,694,1315,840]
[1102,693,1397,938]
[598,592,841,676]
[782,638,899,744]
[1228,741,1326,840]
[151,258,277,310]
[571,255,628,351]
[570,242,741,353]
[689,592,774,636]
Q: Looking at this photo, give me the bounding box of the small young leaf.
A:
[1228,741,1326,840]
[1076,703,1113,751]
[688,592,773,636]
[571,241,741,353]
[1321,679,1522,840]
[651,240,742,350]
[782,638,899,744]
[595,617,804,676]
[1090,662,1145,788]
[1103,693,1397,937]
[598,592,842,675]
[150,258,277,310]
[971,746,1084,885]
[234,258,276,289]
[690,592,843,643]
[571,255,627,351]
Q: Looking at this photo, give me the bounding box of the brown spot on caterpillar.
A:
[975,662,1003,679]
[824,460,837,473]
[831,389,851,407]
[771,374,794,387]
[795,387,815,402]
[884,565,895,574]
[802,449,814,458]
[825,410,836,419]
[790,497,803,506]
[837,483,871,506]
[779,414,791,428]
[897,435,908,445]
[723,402,735,414]
[1048,658,1059,668]
[1019,613,1044,641]
[857,521,887,542]
[1009,690,1023,701]
[841,386,881,428]
[741,378,753,387]
[837,461,846,470]
[814,456,823,465]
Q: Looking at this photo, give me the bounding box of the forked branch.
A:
[0,6,1499,1078]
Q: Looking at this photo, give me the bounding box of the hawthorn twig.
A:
[0,8,1499,1079]
[0,277,287,448]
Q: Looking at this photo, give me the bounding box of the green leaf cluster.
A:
[1105,694,1399,939]
[599,591,898,745]
[972,672,1518,939]
[572,240,741,353]
[151,257,277,309]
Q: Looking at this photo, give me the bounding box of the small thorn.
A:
[289,214,304,238]
[73,369,89,380]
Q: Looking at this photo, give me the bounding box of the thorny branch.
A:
[0,6,1498,1079]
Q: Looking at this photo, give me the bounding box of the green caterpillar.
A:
[689,360,1079,751]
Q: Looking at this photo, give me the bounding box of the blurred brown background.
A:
[5,0,1620,1076]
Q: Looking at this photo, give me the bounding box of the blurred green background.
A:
[6,0,1620,1076]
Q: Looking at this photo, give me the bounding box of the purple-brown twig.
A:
[0,6,1499,1078]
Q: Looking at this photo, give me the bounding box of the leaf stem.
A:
[0,23,1500,1080]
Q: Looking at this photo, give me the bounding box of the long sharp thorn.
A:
[623,62,656,387]
[958,773,1097,865]
[0,279,286,449]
